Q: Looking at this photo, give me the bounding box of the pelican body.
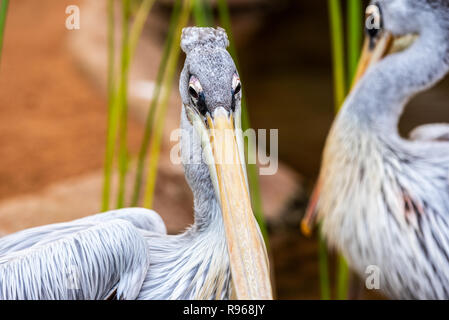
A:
[303,0,449,299]
[0,27,272,300]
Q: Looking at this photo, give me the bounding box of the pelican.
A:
[0,27,272,300]
[302,0,449,299]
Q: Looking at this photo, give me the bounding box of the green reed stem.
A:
[331,0,348,297]
[217,0,268,243]
[318,227,331,300]
[128,0,156,58]
[142,0,193,208]
[116,0,157,208]
[131,0,182,206]
[324,0,348,300]
[0,0,9,67]
[336,255,349,299]
[102,0,117,211]
[328,0,347,109]
[193,0,213,27]
[347,0,363,83]
[106,0,116,117]
[116,0,132,209]
[334,0,363,300]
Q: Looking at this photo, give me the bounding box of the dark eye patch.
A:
[366,20,381,39]
[234,83,241,95]
[231,95,236,112]
[189,86,199,100]
[197,92,208,116]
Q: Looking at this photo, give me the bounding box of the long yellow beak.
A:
[208,108,273,300]
[351,32,393,89]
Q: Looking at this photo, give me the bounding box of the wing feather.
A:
[409,123,449,141]
[0,208,166,256]
[0,219,150,300]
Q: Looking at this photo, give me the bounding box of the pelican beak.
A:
[301,180,322,237]
[351,31,394,88]
[351,31,418,89]
[185,104,272,299]
[300,30,418,237]
[205,107,272,300]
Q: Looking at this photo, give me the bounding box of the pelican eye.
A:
[365,3,382,40]
[189,75,203,102]
[188,75,207,116]
[189,86,199,100]
[232,73,241,96]
[234,82,241,95]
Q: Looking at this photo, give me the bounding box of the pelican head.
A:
[178,27,272,300]
[353,0,449,85]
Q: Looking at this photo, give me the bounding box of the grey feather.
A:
[0,220,150,299]
[181,27,229,54]
[409,123,449,141]
[0,208,165,257]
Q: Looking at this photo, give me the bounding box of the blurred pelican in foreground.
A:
[302,0,449,299]
[0,27,272,300]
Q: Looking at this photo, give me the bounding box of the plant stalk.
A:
[116,0,132,208]
[318,228,331,300]
[102,0,117,211]
[142,0,193,208]
[328,0,347,109]
[103,0,157,210]
[131,0,182,206]
[193,0,213,27]
[324,0,348,300]
[129,0,156,58]
[116,0,157,208]
[347,0,363,83]
[335,0,363,300]
[0,0,9,67]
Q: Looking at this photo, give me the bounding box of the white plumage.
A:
[0,209,162,299]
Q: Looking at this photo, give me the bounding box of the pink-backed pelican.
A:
[0,27,272,300]
[303,0,449,299]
